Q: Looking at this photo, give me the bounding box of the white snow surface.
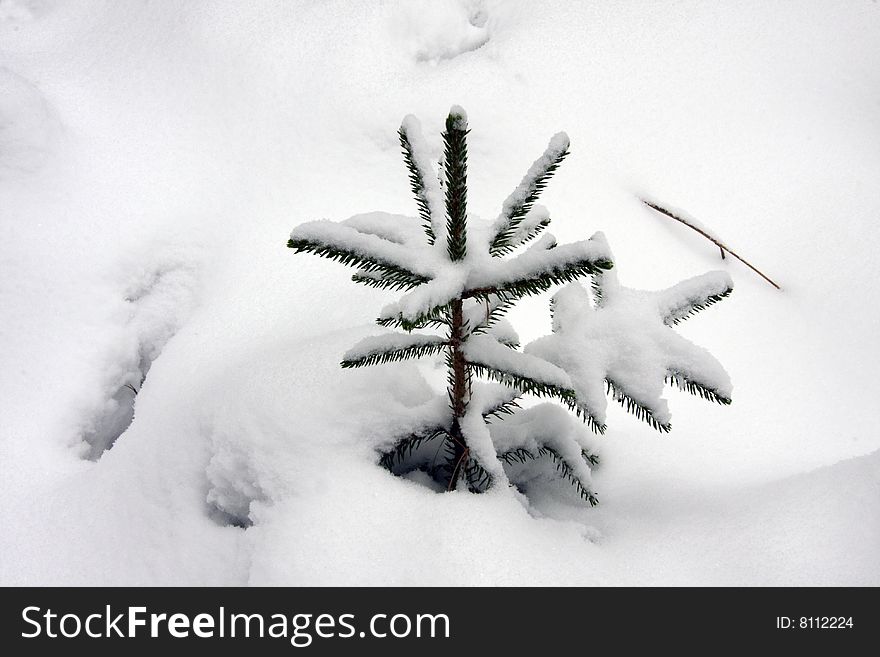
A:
[1,0,879,586]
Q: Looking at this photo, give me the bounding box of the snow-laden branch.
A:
[400,115,446,246]
[463,334,604,432]
[341,333,448,368]
[488,132,570,256]
[378,272,468,330]
[288,220,436,279]
[528,270,734,434]
[654,270,733,325]
[466,232,613,298]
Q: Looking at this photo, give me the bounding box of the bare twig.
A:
[641,199,781,290]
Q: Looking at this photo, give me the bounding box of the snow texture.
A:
[505,203,551,247]
[465,334,573,392]
[2,0,879,586]
[528,266,733,432]
[459,387,507,481]
[485,317,519,346]
[290,219,438,278]
[469,232,610,290]
[342,332,446,365]
[490,403,595,488]
[390,0,491,63]
[398,117,447,244]
[447,104,468,131]
[491,132,570,242]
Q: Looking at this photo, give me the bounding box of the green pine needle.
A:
[499,446,598,505]
[468,294,518,337]
[287,237,425,285]
[489,146,569,257]
[443,111,469,262]
[398,127,436,245]
[606,378,672,433]
[481,392,522,423]
[341,339,448,368]
[663,287,733,325]
[352,268,430,292]
[666,372,732,405]
[376,306,449,331]
[379,427,448,471]
[381,302,454,332]
[464,257,614,301]
[468,360,606,435]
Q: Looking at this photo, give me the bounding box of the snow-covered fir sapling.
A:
[288,106,733,503]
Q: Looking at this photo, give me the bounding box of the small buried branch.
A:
[641,199,781,290]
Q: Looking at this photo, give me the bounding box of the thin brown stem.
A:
[641,199,781,290]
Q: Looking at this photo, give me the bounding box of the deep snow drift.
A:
[1,0,878,585]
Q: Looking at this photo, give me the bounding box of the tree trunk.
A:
[446,298,469,489]
[443,109,470,490]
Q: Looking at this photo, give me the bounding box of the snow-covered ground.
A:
[1,0,878,585]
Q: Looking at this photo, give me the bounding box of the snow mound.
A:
[0,67,59,177]
[586,449,880,586]
[1,0,878,587]
[389,0,491,63]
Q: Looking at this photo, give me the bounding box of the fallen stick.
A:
[641,199,781,290]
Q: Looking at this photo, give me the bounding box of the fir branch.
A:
[399,126,436,244]
[341,336,448,368]
[541,446,599,505]
[468,360,606,434]
[582,449,600,467]
[481,390,522,423]
[549,294,560,332]
[380,300,455,332]
[376,306,449,331]
[464,255,613,300]
[489,135,569,256]
[606,379,671,433]
[498,447,533,465]
[468,360,575,406]
[490,208,553,257]
[352,267,430,292]
[287,237,425,283]
[379,427,448,471]
[467,293,517,337]
[463,457,494,492]
[590,274,604,304]
[499,446,598,505]
[443,108,469,262]
[526,231,558,253]
[666,372,732,405]
[662,288,733,325]
[504,218,551,254]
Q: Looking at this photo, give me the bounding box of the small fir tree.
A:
[288,106,732,502]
